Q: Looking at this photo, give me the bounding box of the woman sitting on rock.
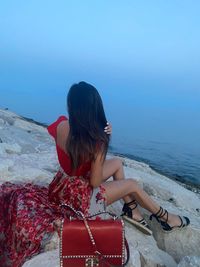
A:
[50,81,190,235]
[0,81,190,267]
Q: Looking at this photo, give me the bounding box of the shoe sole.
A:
[161,216,190,233]
[122,215,152,235]
[161,225,190,234]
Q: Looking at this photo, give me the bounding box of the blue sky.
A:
[1,1,200,74]
[0,1,200,123]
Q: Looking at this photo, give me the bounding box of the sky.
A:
[0,1,200,123]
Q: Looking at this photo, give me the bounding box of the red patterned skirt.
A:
[0,169,106,267]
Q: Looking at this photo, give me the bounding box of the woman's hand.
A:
[104,122,112,135]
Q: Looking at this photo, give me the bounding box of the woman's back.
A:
[47,115,91,177]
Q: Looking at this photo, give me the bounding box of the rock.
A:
[22,250,60,267]
[0,143,22,154]
[178,256,200,267]
[14,118,46,132]
[129,250,141,267]
[1,108,200,267]
[108,202,177,267]
[6,165,52,185]
[0,118,4,125]
[147,198,200,263]
[0,159,14,183]
[122,157,200,213]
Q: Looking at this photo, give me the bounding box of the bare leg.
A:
[103,179,160,213]
[103,178,185,228]
[102,158,125,182]
[102,158,143,221]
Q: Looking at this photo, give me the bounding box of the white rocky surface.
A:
[177,256,200,267]
[0,108,200,267]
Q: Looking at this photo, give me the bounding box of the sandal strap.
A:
[179,216,190,227]
[179,216,183,227]
[149,206,168,223]
[154,206,163,217]
[150,207,190,232]
[122,200,138,218]
[159,209,168,222]
[138,218,150,228]
[161,215,190,232]
[126,200,137,208]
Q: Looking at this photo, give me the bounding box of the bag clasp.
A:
[85,257,99,267]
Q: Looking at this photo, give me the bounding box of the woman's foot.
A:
[150,207,190,233]
[122,200,152,235]
[166,214,184,227]
[127,201,144,221]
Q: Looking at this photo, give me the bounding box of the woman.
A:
[51,81,190,236]
[0,81,190,267]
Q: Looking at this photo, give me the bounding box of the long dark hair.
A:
[66,81,110,170]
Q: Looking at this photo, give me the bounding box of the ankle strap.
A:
[122,200,138,217]
[150,207,168,222]
[126,200,137,207]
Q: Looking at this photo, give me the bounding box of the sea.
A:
[104,88,200,188]
[1,84,200,188]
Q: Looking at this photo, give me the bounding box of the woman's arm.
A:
[90,150,105,188]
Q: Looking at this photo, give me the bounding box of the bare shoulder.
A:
[56,120,70,149]
[57,120,69,132]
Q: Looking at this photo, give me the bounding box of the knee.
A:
[127,178,140,192]
[114,158,123,170]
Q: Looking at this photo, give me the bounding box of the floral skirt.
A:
[49,167,107,218]
[0,169,107,267]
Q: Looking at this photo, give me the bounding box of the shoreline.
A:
[22,113,200,194]
[3,108,199,194]
[109,150,200,195]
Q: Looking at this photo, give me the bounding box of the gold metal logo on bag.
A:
[85,257,99,267]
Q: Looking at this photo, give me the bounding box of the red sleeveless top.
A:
[47,116,91,177]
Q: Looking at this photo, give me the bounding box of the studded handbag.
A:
[60,204,130,267]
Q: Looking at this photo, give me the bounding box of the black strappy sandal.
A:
[150,206,190,233]
[121,200,152,235]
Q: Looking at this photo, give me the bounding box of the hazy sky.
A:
[0,1,200,123]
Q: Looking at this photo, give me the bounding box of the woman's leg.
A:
[102,158,125,182]
[103,179,184,228]
[102,158,143,220]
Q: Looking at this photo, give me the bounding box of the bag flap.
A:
[61,219,124,257]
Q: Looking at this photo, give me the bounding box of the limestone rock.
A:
[22,250,60,267]
[108,202,177,267]
[1,108,200,267]
[178,256,200,267]
[147,198,200,263]
[0,142,22,154]
[0,118,5,125]
[129,250,141,267]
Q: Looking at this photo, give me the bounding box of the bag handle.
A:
[60,203,119,220]
[60,204,130,267]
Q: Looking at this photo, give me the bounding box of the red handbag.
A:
[60,205,130,267]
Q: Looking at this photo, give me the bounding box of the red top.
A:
[47,116,91,177]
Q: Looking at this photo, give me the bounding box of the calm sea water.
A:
[103,87,200,187]
[1,81,200,186]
